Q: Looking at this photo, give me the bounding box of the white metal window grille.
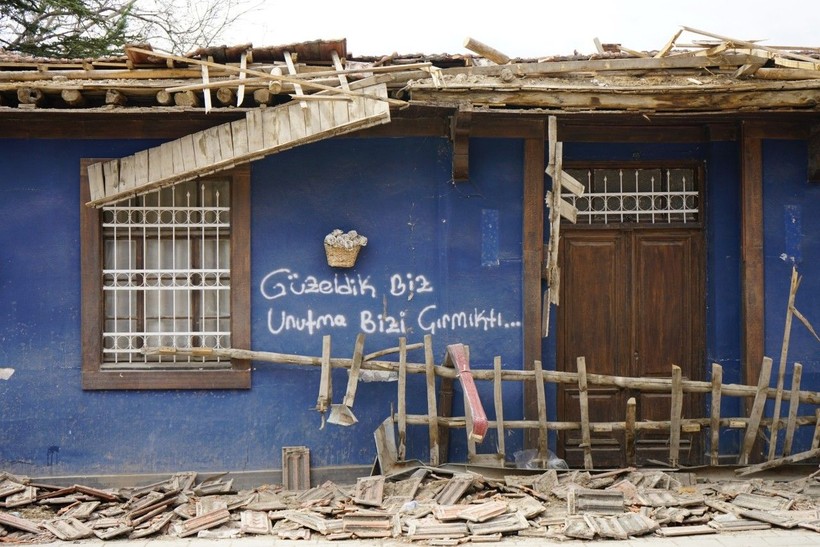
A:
[562,167,699,224]
[101,179,231,368]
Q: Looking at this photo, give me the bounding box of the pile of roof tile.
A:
[0,467,818,542]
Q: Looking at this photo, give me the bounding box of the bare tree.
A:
[0,0,257,58]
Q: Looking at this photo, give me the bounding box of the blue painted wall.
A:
[0,131,816,476]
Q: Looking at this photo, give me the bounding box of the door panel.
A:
[557,230,629,468]
[557,228,703,467]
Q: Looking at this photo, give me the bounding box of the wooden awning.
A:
[86,81,391,207]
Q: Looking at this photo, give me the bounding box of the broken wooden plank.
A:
[768,266,801,461]
[533,359,549,460]
[739,356,774,465]
[316,335,332,415]
[374,415,398,475]
[657,524,716,537]
[736,446,820,476]
[445,343,488,442]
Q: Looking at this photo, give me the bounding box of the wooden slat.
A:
[669,365,683,468]
[782,363,803,457]
[342,333,366,407]
[246,109,264,152]
[274,106,293,147]
[533,359,548,459]
[134,150,149,188]
[710,363,723,466]
[119,155,136,192]
[625,397,636,466]
[812,409,820,450]
[87,162,105,201]
[147,147,162,184]
[102,160,119,200]
[424,334,439,466]
[577,356,593,470]
[739,356,774,465]
[179,134,197,173]
[231,118,249,157]
[493,356,505,460]
[397,337,407,461]
[768,266,800,460]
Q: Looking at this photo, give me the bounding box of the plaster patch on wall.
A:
[0,368,15,380]
[782,205,802,264]
[481,208,500,267]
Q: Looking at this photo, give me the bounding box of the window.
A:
[81,160,250,389]
[562,164,701,225]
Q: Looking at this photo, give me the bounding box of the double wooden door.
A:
[556,227,704,468]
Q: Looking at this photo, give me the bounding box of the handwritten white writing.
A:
[260,268,376,300]
[417,305,521,334]
[267,308,348,335]
[389,273,434,299]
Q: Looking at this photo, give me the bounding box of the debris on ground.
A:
[0,466,819,543]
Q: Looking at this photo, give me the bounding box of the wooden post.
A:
[783,363,803,457]
[739,356,774,465]
[424,334,439,466]
[768,266,800,460]
[493,356,506,461]
[670,365,683,468]
[812,409,820,450]
[156,90,174,106]
[61,89,86,107]
[342,333,366,407]
[397,337,407,461]
[533,360,548,460]
[710,363,723,466]
[105,89,128,106]
[625,397,637,466]
[17,87,46,107]
[216,87,235,105]
[316,335,332,413]
[174,90,200,107]
[577,356,593,470]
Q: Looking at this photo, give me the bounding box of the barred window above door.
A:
[81,161,250,390]
[562,166,700,225]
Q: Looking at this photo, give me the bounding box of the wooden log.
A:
[768,266,800,460]
[424,334,439,466]
[17,87,45,106]
[253,87,279,105]
[625,397,636,466]
[736,447,820,477]
[397,337,407,461]
[739,356,774,465]
[105,89,127,106]
[156,89,174,106]
[782,363,803,456]
[61,89,85,107]
[463,37,511,65]
[710,363,723,466]
[215,87,235,105]
[174,90,200,107]
[533,359,548,460]
[493,356,505,461]
[669,365,683,468]
[577,356,593,470]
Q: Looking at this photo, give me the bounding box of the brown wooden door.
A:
[557,227,703,468]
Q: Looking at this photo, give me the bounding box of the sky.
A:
[220,0,819,59]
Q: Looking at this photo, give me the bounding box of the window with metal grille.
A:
[81,160,250,390]
[562,166,700,224]
[102,180,230,367]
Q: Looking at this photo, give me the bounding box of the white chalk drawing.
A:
[260,269,522,336]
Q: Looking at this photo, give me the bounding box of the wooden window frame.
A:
[81,159,251,390]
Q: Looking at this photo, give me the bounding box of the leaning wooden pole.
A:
[767,266,800,460]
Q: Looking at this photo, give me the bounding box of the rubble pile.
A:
[0,467,819,543]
